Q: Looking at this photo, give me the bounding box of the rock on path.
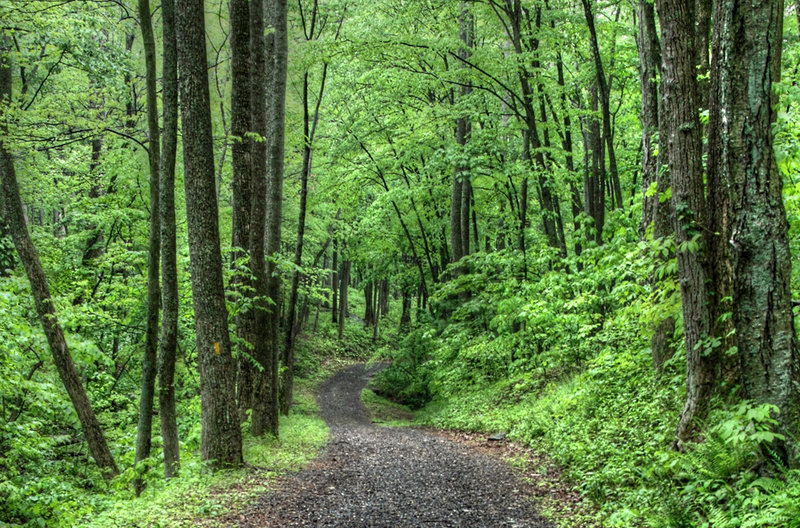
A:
[239,363,551,527]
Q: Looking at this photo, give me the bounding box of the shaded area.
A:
[239,363,550,527]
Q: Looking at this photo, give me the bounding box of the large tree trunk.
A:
[176,0,242,467]
[713,0,800,466]
[158,0,180,480]
[0,46,119,480]
[657,0,715,447]
[229,0,255,420]
[134,0,162,495]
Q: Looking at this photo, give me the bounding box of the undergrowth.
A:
[0,312,377,528]
[373,219,800,528]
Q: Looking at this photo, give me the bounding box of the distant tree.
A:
[0,41,119,480]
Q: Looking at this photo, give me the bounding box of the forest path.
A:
[237,363,551,527]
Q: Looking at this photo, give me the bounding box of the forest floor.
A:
[229,363,556,528]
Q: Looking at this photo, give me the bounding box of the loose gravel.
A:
[239,363,551,528]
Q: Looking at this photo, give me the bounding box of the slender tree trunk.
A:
[176,0,242,467]
[584,86,605,245]
[338,260,350,339]
[582,0,622,211]
[229,0,255,420]
[637,0,661,238]
[283,56,328,414]
[657,0,715,447]
[0,46,119,480]
[158,0,180,479]
[364,280,374,327]
[250,0,274,437]
[636,0,676,373]
[134,0,162,495]
[332,238,339,322]
[257,0,288,436]
[400,288,411,329]
[713,0,799,466]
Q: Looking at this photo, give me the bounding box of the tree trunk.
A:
[338,260,350,339]
[400,287,411,329]
[332,238,339,322]
[229,0,255,420]
[364,280,374,327]
[584,86,605,245]
[282,53,328,415]
[713,0,800,466]
[0,46,119,480]
[636,0,676,373]
[176,0,242,467]
[582,0,623,211]
[134,0,162,495]
[657,0,715,447]
[258,0,288,437]
[250,0,274,437]
[158,0,180,480]
[637,0,661,238]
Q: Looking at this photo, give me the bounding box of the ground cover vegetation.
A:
[2,0,800,527]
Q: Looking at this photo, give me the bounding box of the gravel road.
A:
[239,363,550,527]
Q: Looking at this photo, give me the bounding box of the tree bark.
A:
[176,0,242,467]
[229,0,255,420]
[250,0,274,437]
[637,0,661,238]
[657,0,715,447]
[338,260,350,339]
[267,0,289,434]
[158,0,180,480]
[0,45,119,480]
[332,237,339,322]
[134,0,162,495]
[255,0,288,437]
[713,0,799,466]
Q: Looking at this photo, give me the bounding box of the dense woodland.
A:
[2,0,800,526]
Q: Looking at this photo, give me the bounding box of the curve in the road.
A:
[239,363,551,528]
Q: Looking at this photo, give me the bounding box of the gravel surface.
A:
[239,363,551,528]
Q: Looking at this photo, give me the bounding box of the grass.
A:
[82,385,329,528]
[360,387,415,427]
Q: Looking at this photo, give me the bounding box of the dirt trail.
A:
[239,363,550,527]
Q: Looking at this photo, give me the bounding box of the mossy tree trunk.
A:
[158,0,180,480]
[176,0,242,467]
[712,0,800,466]
[134,0,162,495]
